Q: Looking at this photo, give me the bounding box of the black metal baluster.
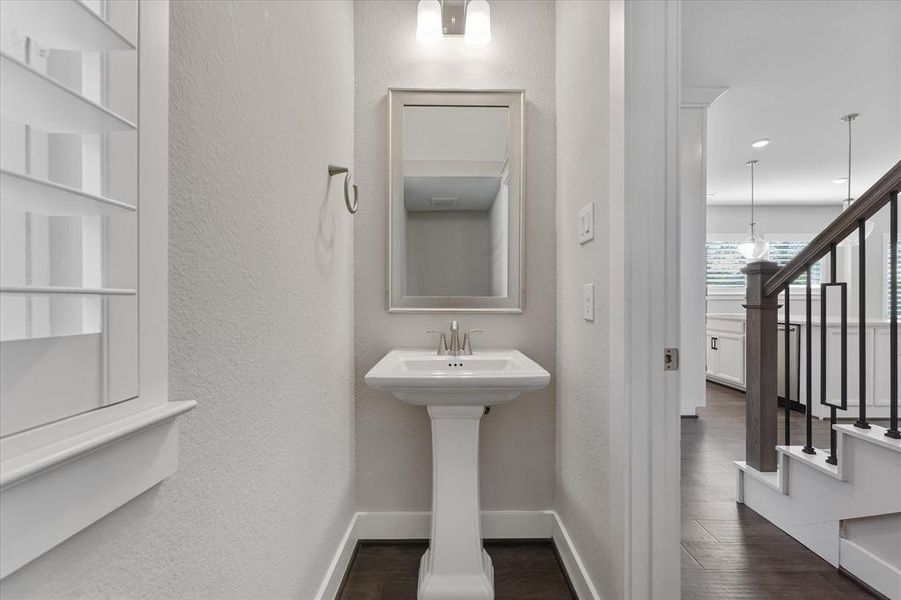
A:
[825,243,840,465]
[784,285,791,445]
[888,192,900,439]
[803,266,815,454]
[855,219,870,429]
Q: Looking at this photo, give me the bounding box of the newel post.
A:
[742,260,781,472]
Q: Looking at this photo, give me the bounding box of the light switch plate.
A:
[583,283,595,321]
[578,203,594,244]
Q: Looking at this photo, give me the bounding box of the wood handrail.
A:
[764,160,901,297]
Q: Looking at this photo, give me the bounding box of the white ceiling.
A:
[683,0,901,205]
[404,176,501,211]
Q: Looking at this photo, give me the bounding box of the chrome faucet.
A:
[426,321,482,356]
[448,320,462,356]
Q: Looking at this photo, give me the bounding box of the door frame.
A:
[609,0,682,597]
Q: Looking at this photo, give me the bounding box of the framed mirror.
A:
[388,89,524,313]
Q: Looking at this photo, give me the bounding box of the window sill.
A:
[0,400,196,578]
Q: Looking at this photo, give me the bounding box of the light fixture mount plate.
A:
[442,0,467,35]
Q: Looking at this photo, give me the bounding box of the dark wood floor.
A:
[337,540,575,600]
[681,382,879,599]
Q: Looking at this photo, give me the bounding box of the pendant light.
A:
[837,113,875,247]
[738,160,769,261]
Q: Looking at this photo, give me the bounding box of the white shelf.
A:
[0,286,136,296]
[0,168,136,217]
[0,0,135,52]
[0,51,136,133]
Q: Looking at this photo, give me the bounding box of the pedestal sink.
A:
[365,349,550,600]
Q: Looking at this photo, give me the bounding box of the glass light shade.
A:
[465,0,491,48]
[738,225,769,261]
[416,0,443,47]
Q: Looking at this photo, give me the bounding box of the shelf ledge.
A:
[0,51,136,133]
[0,286,136,296]
[0,0,136,52]
[0,168,136,216]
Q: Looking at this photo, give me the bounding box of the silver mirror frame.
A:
[387,89,525,313]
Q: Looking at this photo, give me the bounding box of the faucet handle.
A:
[425,329,449,355]
[461,329,483,355]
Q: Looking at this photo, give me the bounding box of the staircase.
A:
[738,162,901,599]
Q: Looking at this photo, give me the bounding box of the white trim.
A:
[552,513,603,600]
[0,411,188,578]
[355,509,555,540]
[0,400,195,489]
[680,86,727,108]
[839,537,901,600]
[313,510,602,600]
[314,513,360,600]
[611,0,683,597]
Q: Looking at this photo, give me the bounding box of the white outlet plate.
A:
[578,203,594,244]
[583,283,595,321]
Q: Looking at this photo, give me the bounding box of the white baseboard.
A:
[314,510,602,600]
[551,513,602,600]
[313,513,359,600]
[840,538,901,600]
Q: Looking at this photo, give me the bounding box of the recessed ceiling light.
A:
[832,177,848,184]
[706,193,715,197]
[751,139,771,148]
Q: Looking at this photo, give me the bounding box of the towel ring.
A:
[328,165,358,214]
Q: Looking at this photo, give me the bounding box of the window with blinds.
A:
[887,234,900,318]
[0,0,138,437]
[706,239,822,289]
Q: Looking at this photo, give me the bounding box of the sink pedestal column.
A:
[418,405,494,600]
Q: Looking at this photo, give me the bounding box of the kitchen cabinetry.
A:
[706,317,745,388]
[706,313,897,420]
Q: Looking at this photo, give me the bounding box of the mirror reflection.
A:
[402,105,510,298]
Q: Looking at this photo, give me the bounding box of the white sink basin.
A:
[365,348,550,600]
[364,349,550,406]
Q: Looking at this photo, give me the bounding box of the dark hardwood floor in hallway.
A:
[681,382,879,599]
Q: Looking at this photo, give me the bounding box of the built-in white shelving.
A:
[0,0,135,52]
[0,286,137,296]
[0,51,136,133]
[0,168,136,216]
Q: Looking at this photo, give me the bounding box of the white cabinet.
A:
[706,318,746,389]
[873,328,901,408]
[706,333,717,377]
[822,326,871,411]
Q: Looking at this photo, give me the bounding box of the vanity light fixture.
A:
[738,160,769,261]
[464,0,491,48]
[416,0,491,48]
[751,138,771,148]
[416,0,443,47]
[836,113,875,247]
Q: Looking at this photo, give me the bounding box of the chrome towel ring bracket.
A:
[328,165,358,214]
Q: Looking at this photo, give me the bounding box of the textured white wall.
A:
[0,2,356,598]
[354,0,557,511]
[554,1,620,597]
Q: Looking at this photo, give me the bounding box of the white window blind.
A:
[0,0,138,437]
[706,240,822,288]
[887,235,900,318]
